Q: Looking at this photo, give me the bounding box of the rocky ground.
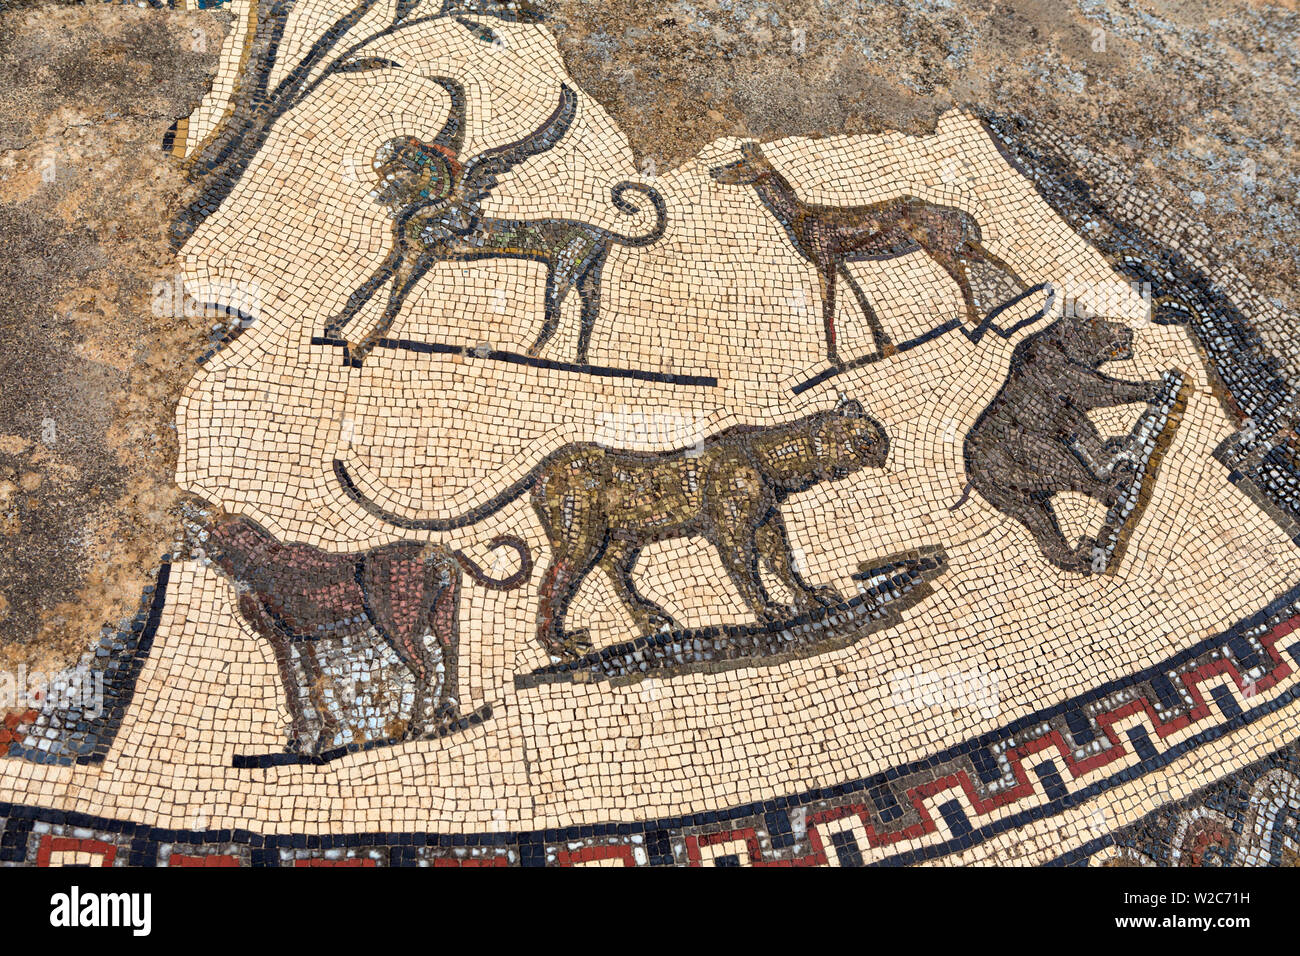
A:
[0,0,1295,677]
[0,2,225,675]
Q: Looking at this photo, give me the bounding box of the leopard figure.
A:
[530,399,889,656]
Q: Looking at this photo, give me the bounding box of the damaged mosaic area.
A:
[2,0,1300,867]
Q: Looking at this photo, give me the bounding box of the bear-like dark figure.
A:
[961,315,1172,573]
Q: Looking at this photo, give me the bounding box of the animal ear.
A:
[837,397,864,416]
[740,141,760,160]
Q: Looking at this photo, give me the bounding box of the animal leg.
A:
[424,550,462,728]
[961,238,1031,293]
[296,641,343,752]
[527,264,570,358]
[927,247,984,324]
[1068,422,1143,482]
[574,258,604,365]
[1004,492,1093,573]
[1008,435,1125,508]
[1094,373,1164,407]
[838,265,894,357]
[713,535,773,620]
[817,265,842,366]
[534,544,603,657]
[238,593,315,753]
[599,540,677,635]
[925,217,1031,325]
[361,546,445,738]
[701,461,788,620]
[710,504,786,624]
[531,468,605,656]
[323,246,401,340]
[755,513,843,611]
[349,253,434,364]
[534,555,572,653]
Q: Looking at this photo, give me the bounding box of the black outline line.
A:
[516,547,947,687]
[311,335,718,387]
[230,704,492,768]
[791,282,1054,395]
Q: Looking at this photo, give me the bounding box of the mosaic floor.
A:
[3,0,1299,868]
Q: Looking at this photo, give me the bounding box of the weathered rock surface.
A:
[0,3,225,674]
[545,0,1299,313]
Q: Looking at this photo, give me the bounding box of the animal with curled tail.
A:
[336,397,890,659]
[200,513,530,755]
[324,79,668,365]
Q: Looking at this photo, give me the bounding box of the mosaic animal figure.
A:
[324,79,667,365]
[710,141,1027,366]
[337,398,889,657]
[956,315,1178,573]
[529,399,890,656]
[339,401,884,658]
[200,514,530,753]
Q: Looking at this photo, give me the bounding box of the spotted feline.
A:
[337,399,889,657]
[529,399,890,655]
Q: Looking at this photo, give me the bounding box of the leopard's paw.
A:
[537,627,591,661]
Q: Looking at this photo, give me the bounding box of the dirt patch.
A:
[0,3,226,676]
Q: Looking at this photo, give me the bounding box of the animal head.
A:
[1053,314,1136,367]
[194,511,277,588]
[367,78,577,228]
[365,76,466,213]
[710,141,776,186]
[370,136,459,211]
[814,398,890,473]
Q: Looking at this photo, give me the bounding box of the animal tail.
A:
[607,181,668,247]
[334,458,538,531]
[949,481,974,512]
[455,535,533,590]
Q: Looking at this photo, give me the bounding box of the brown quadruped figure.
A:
[956,314,1181,573]
[710,141,1028,365]
[198,513,530,754]
[334,400,889,661]
[527,399,889,658]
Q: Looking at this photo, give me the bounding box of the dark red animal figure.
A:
[710,141,1027,365]
[200,515,530,754]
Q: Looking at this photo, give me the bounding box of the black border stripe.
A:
[310,336,719,387]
